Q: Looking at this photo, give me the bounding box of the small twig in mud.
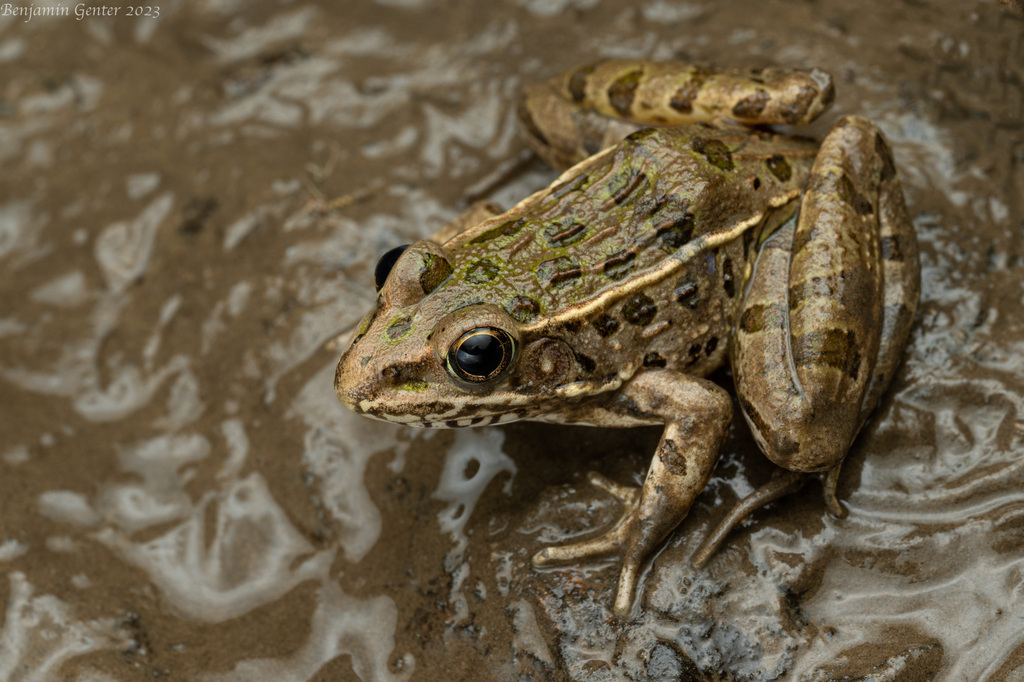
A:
[297,178,380,218]
[305,144,342,185]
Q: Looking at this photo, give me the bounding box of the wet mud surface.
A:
[1,1,1023,680]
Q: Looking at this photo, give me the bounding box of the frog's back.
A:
[437,125,816,379]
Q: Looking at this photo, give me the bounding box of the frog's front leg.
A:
[532,370,732,616]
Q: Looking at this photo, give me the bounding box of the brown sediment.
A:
[0,1,1021,680]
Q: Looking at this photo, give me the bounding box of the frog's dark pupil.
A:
[447,327,516,383]
[374,244,410,291]
[456,333,505,378]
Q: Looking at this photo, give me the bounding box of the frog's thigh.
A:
[535,370,732,615]
[857,130,921,423]
[733,116,892,473]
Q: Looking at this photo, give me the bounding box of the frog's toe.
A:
[821,464,848,518]
[586,471,640,504]
[532,521,629,566]
[532,474,640,566]
[532,516,646,617]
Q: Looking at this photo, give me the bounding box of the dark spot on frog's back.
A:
[686,343,702,365]
[643,352,666,368]
[622,293,657,326]
[766,154,792,183]
[607,169,647,206]
[722,258,735,298]
[538,256,582,288]
[674,277,699,309]
[592,314,619,337]
[607,68,643,116]
[656,213,695,251]
[602,249,636,280]
[544,220,587,246]
[505,295,540,323]
[691,138,734,171]
[732,88,770,118]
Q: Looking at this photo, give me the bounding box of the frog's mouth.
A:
[339,392,527,429]
[392,412,524,429]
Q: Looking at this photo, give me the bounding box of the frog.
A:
[333,59,921,617]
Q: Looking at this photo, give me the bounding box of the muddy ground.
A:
[1,0,1023,680]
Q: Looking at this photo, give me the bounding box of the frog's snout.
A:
[333,348,367,414]
[333,337,441,423]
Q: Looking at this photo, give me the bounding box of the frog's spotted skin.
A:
[334,59,920,617]
[519,58,835,169]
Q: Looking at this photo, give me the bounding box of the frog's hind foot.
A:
[690,469,806,569]
[821,463,848,519]
[691,463,850,567]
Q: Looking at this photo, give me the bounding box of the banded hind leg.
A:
[693,116,920,566]
[518,58,835,169]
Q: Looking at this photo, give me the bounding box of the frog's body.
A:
[334,59,920,616]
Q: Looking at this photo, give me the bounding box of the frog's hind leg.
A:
[710,116,918,561]
[519,59,835,169]
[691,469,806,568]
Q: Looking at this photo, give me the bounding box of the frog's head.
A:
[335,240,577,427]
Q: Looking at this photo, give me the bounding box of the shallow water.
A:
[1,0,1023,679]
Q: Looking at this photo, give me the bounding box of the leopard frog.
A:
[334,60,921,616]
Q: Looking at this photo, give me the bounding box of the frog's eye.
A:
[374,244,410,291]
[446,327,517,383]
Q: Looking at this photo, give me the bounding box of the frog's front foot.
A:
[532,472,640,571]
[532,371,733,617]
[532,472,656,616]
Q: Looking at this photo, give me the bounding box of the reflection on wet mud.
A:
[1,0,1023,679]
